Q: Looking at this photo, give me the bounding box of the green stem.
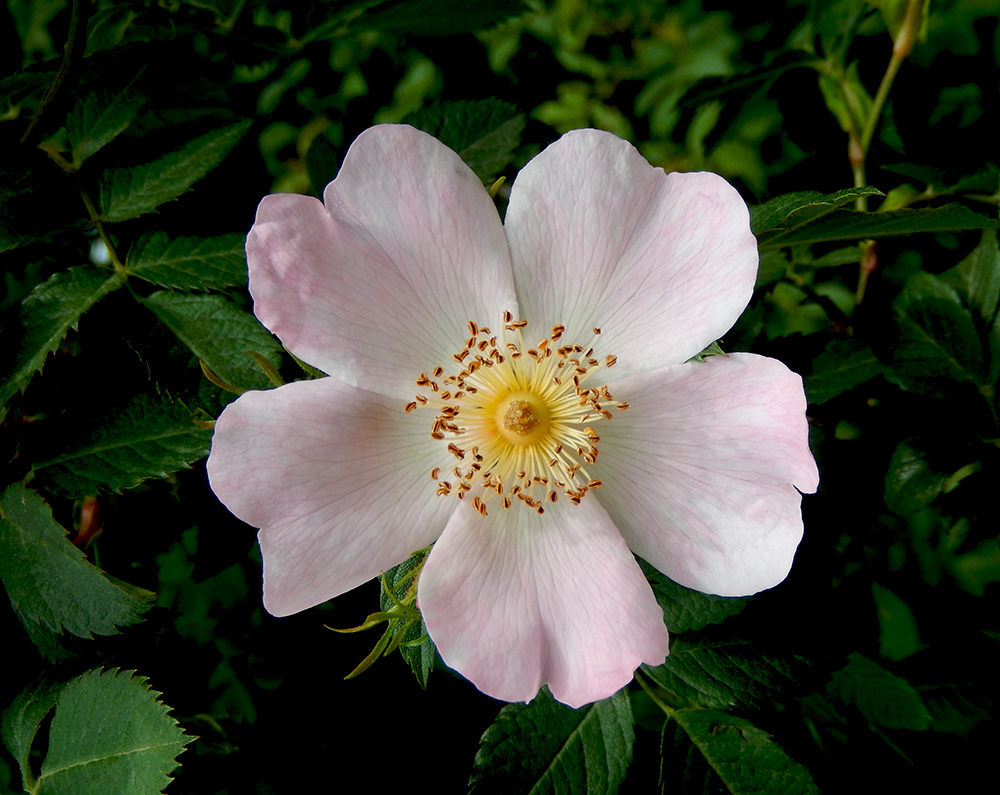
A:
[41,145,126,276]
[20,0,86,145]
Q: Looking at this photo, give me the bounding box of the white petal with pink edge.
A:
[206,377,456,616]
[417,496,670,708]
[246,125,517,400]
[594,353,818,597]
[503,129,758,376]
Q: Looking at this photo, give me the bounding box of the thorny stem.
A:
[20,0,87,146]
[851,0,924,303]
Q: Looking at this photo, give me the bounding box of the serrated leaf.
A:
[671,708,821,795]
[99,119,250,222]
[37,669,189,795]
[469,688,634,795]
[750,187,881,239]
[884,271,985,396]
[143,290,282,391]
[67,76,146,165]
[642,562,748,634]
[760,204,1000,249]
[31,394,212,495]
[405,99,525,182]
[830,652,932,730]
[0,266,124,409]
[1,682,58,793]
[126,232,248,291]
[643,638,808,710]
[0,484,154,642]
[805,337,884,403]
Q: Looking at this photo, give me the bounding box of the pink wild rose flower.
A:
[206,124,819,708]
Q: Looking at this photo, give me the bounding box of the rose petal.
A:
[206,377,456,616]
[504,129,756,373]
[595,353,818,596]
[246,125,517,399]
[418,496,670,708]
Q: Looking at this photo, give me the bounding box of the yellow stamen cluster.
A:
[406,313,628,516]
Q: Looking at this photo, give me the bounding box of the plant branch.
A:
[20,0,88,146]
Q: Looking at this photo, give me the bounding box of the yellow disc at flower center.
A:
[495,392,551,446]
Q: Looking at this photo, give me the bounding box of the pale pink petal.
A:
[246,125,517,399]
[594,353,818,596]
[418,496,670,708]
[504,129,756,374]
[206,377,457,616]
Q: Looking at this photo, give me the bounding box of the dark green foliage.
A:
[469,688,634,795]
[2,669,189,795]
[405,99,526,182]
[0,484,153,644]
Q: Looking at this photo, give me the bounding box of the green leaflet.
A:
[66,75,146,165]
[31,393,212,495]
[750,187,881,239]
[143,290,283,391]
[0,266,124,410]
[126,231,248,292]
[405,99,526,182]
[885,270,986,397]
[0,484,153,644]
[805,337,884,404]
[830,653,932,731]
[643,637,809,711]
[2,669,189,795]
[98,119,251,222]
[642,562,749,634]
[671,708,821,795]
[762,204,999,249]
[469,688,634,795]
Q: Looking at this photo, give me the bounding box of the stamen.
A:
[408,314,624,514]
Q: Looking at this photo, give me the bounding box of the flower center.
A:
[406,313,628,516]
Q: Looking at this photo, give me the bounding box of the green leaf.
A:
[99,119,251,222]
[405,99,526,182]
[885,271,985,397]
[643,638,808,710]
[0,484,153,642]
[883,439,949,514]
[31,394,212,495]
[469,688,634,795]
[805,337,884,404]
[872,583,922,661]
[642,562,748,634]
[1,682,58,793]
[830,652,932,730]
[671,708,821,795]
[750,187,881,238]
[142,290,282,391]
[761,204,1000,249]
[918,683,991,735]
[66,76,146,165]
[125,232,248,291]
[37,669,188,795]
[817,61,872,135]
[941,230,1000,324]
[0,267,123,410]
